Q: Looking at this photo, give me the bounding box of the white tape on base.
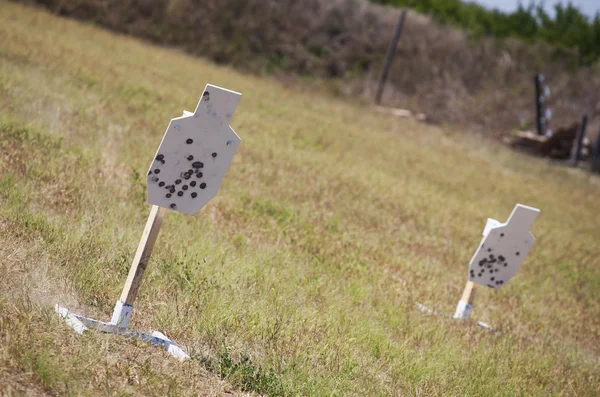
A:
[453,300,472,320]
[151,331,190,361]
[55,305,88,334]
[110,300,134,328]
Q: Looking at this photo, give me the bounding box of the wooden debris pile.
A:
[504,123,592,159]
[375,106,428,122]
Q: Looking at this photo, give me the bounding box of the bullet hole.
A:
[177,191,183,196]
[170,203,177,209]
[212,152,217,158]
[504,263,508,267]
[496,281,501,285]
[187,155,194,161]
[190,181,196,187]
[175,179,182,184]
[151,176,159,182]
[491,277,495,281]
[498,255,505,262]
[147,170,152,175]
[156,154,164,161]
[516,252,520,256]
[191,192,197,198]
[227,140,233,145]
[174,125,181,130]
[192,162,203,169]
[182,185,188,190]
[166,193,172,198]
[487,284,494,288]
[500,233,505,237]
[159,182,165,187]
[170,188,175,193]
[154,169,160,174]
[160,160,165,165]
[196,172,203,178]
[200,183,206,189]
[203,91,210,100]
[487,248,492,252]
[499,280,504,284]
[186,139,193,144]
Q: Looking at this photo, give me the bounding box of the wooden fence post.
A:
[569,114,588,166]
[592,131,600,174]
[375,9,407,105]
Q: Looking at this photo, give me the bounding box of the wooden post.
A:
[460,281,477,306]
[453,280,477,319]
[375,9,407,105]
[534,74,543,136]
[120,205,168,305]
[569,114,588,167]
[592,132,600,174]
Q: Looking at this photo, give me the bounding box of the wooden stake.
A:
[591,131,600,174]
[569,114,588,167]
[460,280,477,306]
[120,205,168,305]
[375,9,407,105]
[453,280,478,319]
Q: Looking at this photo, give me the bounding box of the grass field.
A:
[1,2,600,396]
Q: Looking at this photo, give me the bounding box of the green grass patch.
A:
[0,2,599,396]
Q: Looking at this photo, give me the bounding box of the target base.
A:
[453,300,473,320]
[55,303,189,361]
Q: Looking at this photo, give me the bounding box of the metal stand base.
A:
[55,302,189,361]
[416,302,498,334]
[453,300,473,320]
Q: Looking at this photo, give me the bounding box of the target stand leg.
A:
[56,205,189,361]
[453,280,477,320]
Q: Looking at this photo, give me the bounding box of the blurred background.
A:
[17,0,600,140]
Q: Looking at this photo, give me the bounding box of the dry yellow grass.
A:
[1,2,599,396]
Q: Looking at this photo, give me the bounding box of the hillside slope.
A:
[13,0,600,136]
[1,2,600,395]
